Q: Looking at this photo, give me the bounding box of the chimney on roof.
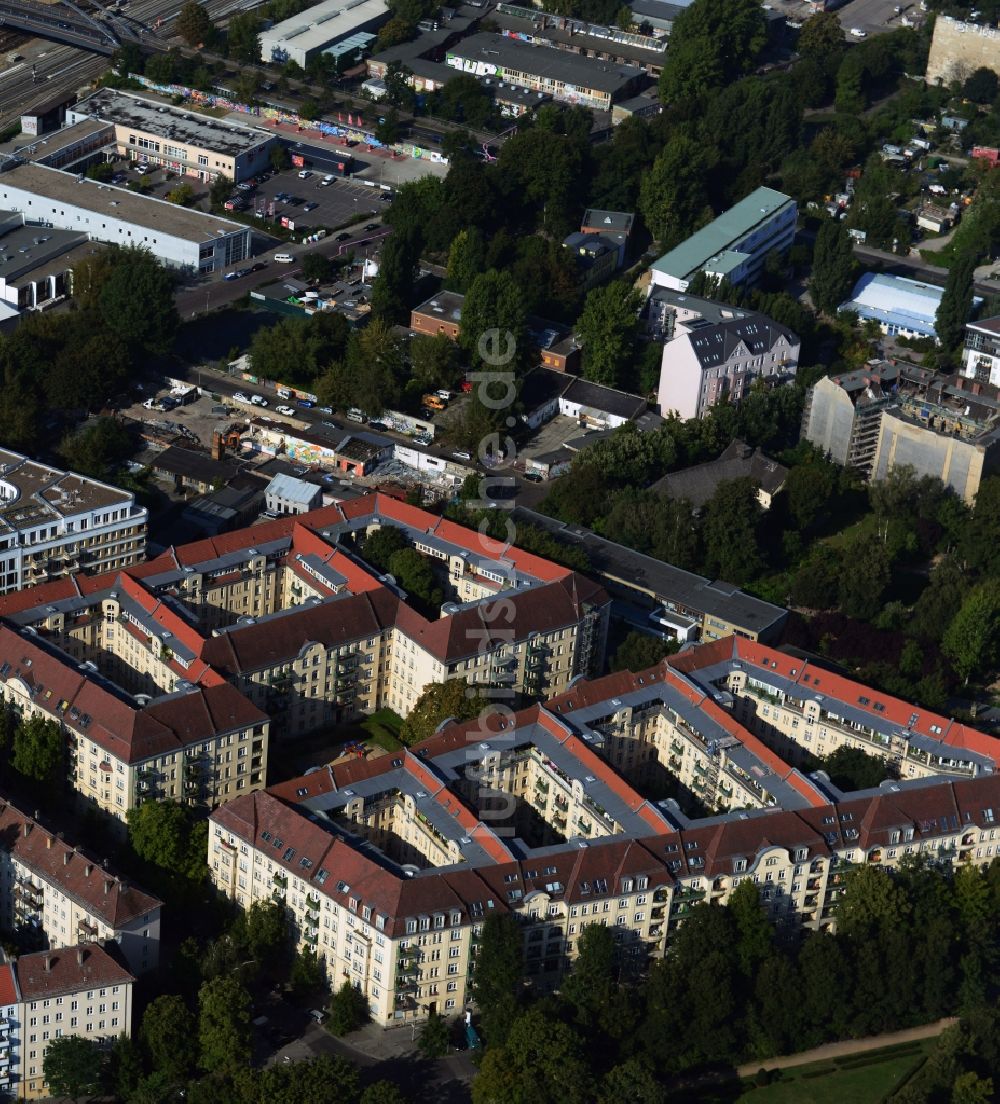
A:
[44,954,53,973]
[76,947,85,966]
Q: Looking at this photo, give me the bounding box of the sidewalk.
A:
[735,1017,958,1077]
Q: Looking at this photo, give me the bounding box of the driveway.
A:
[275,1020,476,1103]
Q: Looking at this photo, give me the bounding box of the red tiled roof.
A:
[0,799,161,926]
[675,638,1000,770]
[15,943,134,1000]
[0,965,16,1007]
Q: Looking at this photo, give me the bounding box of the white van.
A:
[321,174,335,186]
[347,409,366,423]
[273,253,294,263]
[276,388,292,399]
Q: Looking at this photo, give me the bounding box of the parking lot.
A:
[243,168,388,238]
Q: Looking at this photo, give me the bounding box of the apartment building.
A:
[0,493,606,822]
[209,641,1000,1023]
[961,315,1000,387]
[0,447,146,595]
[0,943,135,1099]
[649,187,797,293]
[803,361,1000,501]
[656,306,800,420]
[0,798,161,975]
[672,635,998,782]
[67,89,276,184]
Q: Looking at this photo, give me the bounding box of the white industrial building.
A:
[648,186,797,293]
[0,162,251,273]
[260,0,389,67]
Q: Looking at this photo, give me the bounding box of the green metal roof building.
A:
[649,186,797,293]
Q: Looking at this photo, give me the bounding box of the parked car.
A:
[276,405,296,416]
[250,262,267,273]
[135,163,152,175]
[363,223,378,232]
[336,232,351,241]
[233,392,250,403]
[321,174,335,186]
[250,394,268,407]
[297,169,312,179]
[273,253,294,263]
[452,450,472,461]
[297,399,315,408]
[236,181,255,192]
[850,26,866,36]
[276,388,292,399]
[224,270,242,281]
[369,420,388,431]
[303,202,318,212]
[523,472,543,483]
[111,172,127,184]
[346,409,366,423]
[318,406,333,415]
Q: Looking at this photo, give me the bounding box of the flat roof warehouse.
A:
[0,163,247,245]
[69,89,272,159]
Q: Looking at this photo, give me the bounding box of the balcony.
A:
[305,895,320,911]
[303,931,318,945]
[534,780,550,796]
[273,872,288,888]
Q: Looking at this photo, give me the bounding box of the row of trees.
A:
[468,857,1000,1101]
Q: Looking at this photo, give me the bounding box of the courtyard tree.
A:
[176,1,214,47]
[11,715,63,785]
[399,678,488,746]
[43,1035,101,1100]
[198,975,252,1075]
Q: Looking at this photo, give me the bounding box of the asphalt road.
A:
[174,219,391,316]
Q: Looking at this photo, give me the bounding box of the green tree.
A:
[374,110,401,146]
[822,746,888,791]
[701,477,765,584]
[810,219,856,314]
[460,269,529,375]
[238,900,288,962]
[658,0,767,104]
[837,865,909,941]
[238,1054,360,1104]
[797,11,845,60]
[43,1034,101,1099]
[126,800,206,881]
[638,135,713,250]
[610,631,677,673]
[729,881,773,978]
[59,417,132,479]
[445,228,486,294]
[269,144,290,172]
[362,525,409,570]
[105,1033,144,1100]
[327,981,369,1036]
[142,994,195,1081]
[410,333,460,388]
[942,581,1000,685]
[576,281,641,388]
[598,1058,666,1104]
[399,678,488,745]
[97,245,178,353]
[301,252,333,284]
[176,1,214,46]
[936,249,979,355]
[290,948,327,996]
[360,1082,409,1104]
[346,320,405,415]
[209,174,233,209]
[371,227,420,323]
[417,1010,450,1058]
[11,715,62,785]
[227,12,262,63]
[963,67,999,104]
[388,547,444,609]
[559,923,619,1033]
[472,1006,590,1104]
[469,913,523,1046]
[198,975,252,1075]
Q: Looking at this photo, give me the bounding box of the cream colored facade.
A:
[19,960,134,1099]
[724,670,982,781]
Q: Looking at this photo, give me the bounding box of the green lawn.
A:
[737,1040,933,1104]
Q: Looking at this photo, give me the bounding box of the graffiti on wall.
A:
[129,75,448,165]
